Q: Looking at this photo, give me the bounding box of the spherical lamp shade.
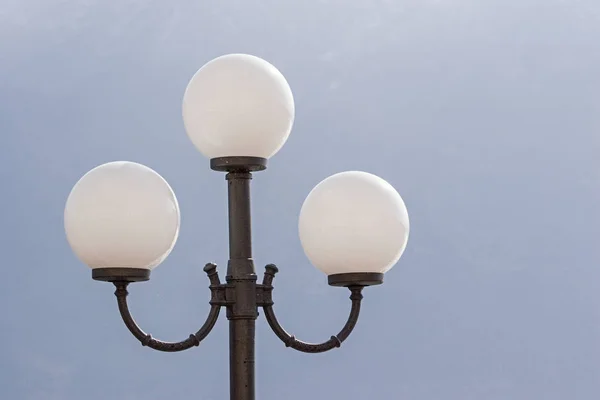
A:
[298,171,409,285]
[182,53,295,159]
[64,161,180,280]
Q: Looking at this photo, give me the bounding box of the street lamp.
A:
[64,53,410,400]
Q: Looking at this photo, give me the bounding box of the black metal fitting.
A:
[110,262,224,352]
[92,267,150,282]
[259,264,365,353]
[210,156,267,172]
[328,272,384,287]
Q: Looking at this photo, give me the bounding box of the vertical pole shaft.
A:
[226,171,257,400]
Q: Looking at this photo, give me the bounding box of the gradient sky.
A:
[1,1,600,399]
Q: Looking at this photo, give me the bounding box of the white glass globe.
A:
[64,161,180,270]
[299,171,409,276]
[182,53,295,159]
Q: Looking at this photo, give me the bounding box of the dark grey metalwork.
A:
[113,281,221,352]
[93,267,150,282]
[94,156,381,400]
[328,272,384,287]
[260,264,365,353]
[210,156,267,172]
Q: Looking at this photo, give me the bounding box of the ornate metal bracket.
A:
[259,264,364,354]
[112,263,226,352]
[111,262,365,354]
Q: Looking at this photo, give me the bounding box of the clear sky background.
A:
[1,1,600,399]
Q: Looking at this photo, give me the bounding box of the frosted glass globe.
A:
[64,161,180,270]
[299,171,409,275]
[182,53,295,159]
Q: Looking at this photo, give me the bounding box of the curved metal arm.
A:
[112,263,223,353]
[260,265,364,354]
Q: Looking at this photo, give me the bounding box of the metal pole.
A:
[225,171,257,400]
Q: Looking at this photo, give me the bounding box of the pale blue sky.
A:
[1,1,600,399]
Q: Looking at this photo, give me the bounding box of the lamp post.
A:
[64,54,410,400]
